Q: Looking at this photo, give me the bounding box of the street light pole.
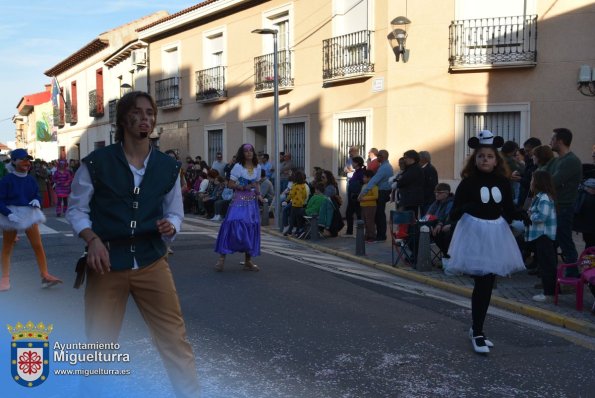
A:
[252,28,282,230]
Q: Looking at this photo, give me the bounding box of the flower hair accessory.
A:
[468,130,504,149]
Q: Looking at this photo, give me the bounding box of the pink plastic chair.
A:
[554,247,595,311]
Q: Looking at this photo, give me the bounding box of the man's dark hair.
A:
[523,137,541,148]
[262,153,269,161]
[553,128,573,146]
[114,91,157,143]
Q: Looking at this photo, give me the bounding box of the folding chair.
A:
[554,247,595,311]
[390,210,417,266]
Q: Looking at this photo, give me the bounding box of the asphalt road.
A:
[1,215,593,398]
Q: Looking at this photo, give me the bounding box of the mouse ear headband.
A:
[468,130,504,149]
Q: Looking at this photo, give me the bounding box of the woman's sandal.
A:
[214,258,225,272]
[243,260,260,272]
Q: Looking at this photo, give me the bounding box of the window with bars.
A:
[463,111,521,157]
[337,117,366,176]
[283,122,305,172]
[207,129,223,164]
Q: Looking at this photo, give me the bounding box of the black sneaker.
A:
[470,335,490,354]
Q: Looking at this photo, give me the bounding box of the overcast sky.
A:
[0,0,199,144]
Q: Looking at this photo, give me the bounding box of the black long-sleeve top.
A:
[450,172,516,223]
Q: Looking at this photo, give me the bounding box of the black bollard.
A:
[261,200,269,226]
[416,225,432,271]
[355,220,365,256]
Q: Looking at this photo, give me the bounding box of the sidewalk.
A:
[261,222,595,338]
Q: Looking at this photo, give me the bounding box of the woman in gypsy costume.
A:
[52,159,73,216]
[214,143,262,272]
[0,149,62,291]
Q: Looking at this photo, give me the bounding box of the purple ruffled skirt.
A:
[214,191,261,256]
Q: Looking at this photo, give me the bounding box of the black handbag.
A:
[73,252,87,289]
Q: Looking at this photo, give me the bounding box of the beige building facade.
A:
[137,0,594,186]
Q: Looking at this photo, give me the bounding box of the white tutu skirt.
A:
[0,206,46,232]
[445,213,525,277]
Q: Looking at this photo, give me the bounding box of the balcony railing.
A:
[196,66,227,102]
[108,99,117,124]
[88,89,104,118]
[155,77,181,108]
[254,50,294,92]
[449,15,537,69]
[323,30,374,80]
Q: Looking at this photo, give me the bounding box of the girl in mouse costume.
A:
[446,131,525,354]
[0,149,62,291]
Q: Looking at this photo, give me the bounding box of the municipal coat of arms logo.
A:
[7,321,52,387]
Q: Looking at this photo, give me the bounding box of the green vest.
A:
[84,144,180,270]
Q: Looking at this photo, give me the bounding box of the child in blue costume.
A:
[0,149,62,291]
[446,131,525,354]
[214,143,262,272]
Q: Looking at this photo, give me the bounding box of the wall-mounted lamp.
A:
[578,65,595,97]
[387,16,411,62]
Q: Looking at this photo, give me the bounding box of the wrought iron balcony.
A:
[88,89,104,118]
[449,15,537,70]
[196,66,227,102]
[108,99,117,125]
[155,76,182,108]
[323,30,374,81]
[254,50,294,92]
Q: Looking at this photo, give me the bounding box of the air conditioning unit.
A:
[131,49,147,65]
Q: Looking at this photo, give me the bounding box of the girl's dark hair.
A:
[461,147,509,178]
[235,143,259,167]
[403,150,420,163]
[207,169,219,178]
[352,156,365,168]
[322,170,338,188]
[315,182,325,192]
[114,91,157,143]
[531,170,556,200]
[532,145,554,166]
[292,170,306,184]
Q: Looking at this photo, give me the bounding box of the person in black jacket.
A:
[419,151,438,215]
[396,150,424,218]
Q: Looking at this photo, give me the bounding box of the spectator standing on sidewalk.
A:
[519,137,542,207]
[359,169,378,242]
[345,156,364,235]
[396,150,424,219]
[419,151,438,215]
[283,170,308,237]
[366,148,380,173]
[211,152,226,176]
[65,91,199,397]
[343,146,360,181]
[357,150,393,242]
[525,170,558,303]
[573,145,595,248]
[445,130,525,354]
[550,128,582,264]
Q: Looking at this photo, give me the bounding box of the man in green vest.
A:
[66,91,199,397]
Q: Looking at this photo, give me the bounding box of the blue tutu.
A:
[214,190,261,256]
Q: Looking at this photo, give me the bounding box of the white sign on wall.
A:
[372,77,384,92]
